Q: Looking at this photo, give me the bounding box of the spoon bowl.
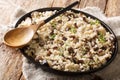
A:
[4,27,34,47]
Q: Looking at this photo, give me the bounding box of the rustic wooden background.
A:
[0,0,120,80]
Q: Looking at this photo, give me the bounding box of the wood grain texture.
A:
[0,44,23,80]
[0,0,119,80]
[20,74,26,80]
[79,0,107,12]
[11,0,54,11]
[105,0,120,17]
[52,0,80,8]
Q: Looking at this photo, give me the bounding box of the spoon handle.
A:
[36,1,79,30]
[44,1,79,23]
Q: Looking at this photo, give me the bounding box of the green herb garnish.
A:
[98,32,106,43]
[65,43,68,47]
[49,34,56,40]
[50,21,57,28]
[82,47,87,55]
[59,48,64,56]
[59,53,63,56]
[70,26,77,33]
[90,19,100,25]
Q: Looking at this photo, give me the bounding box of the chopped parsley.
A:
[90,19,100,25]
[70,26,77,33]
[50,21,57,28]
[98,32,106,43]
[82,47,87,55]
[49,34,56,40]
[59,48,64,56]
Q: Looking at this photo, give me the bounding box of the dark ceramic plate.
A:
[15,7,118,75]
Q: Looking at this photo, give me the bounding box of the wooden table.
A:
[0,0,120,80]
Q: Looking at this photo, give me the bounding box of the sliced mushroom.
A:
[68,47,74,54]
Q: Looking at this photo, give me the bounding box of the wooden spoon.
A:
[4,1,79,48]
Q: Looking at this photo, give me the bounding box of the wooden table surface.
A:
[0,0,120,80]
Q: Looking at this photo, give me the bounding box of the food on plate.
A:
[19,10,115,72]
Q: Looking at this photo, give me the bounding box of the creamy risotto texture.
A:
[19,10,115,72]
